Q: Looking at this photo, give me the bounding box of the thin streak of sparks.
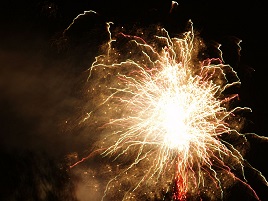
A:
[216,43,224,63]
[237,39,242,57]
[63,10,97,36]
[70,148,104,169]
[72,18,268,200]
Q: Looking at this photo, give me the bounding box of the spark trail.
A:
[71,19,268,200]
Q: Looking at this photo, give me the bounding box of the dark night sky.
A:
[0,1,268,201]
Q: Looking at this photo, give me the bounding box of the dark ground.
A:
[0,1,267,200]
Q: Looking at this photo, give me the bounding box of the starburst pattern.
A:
[73,20,267,201]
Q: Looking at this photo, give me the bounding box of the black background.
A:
[0,1,267,200]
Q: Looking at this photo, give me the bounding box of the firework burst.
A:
[71,19,267,200]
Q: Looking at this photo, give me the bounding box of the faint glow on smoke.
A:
[67,11,268,201]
